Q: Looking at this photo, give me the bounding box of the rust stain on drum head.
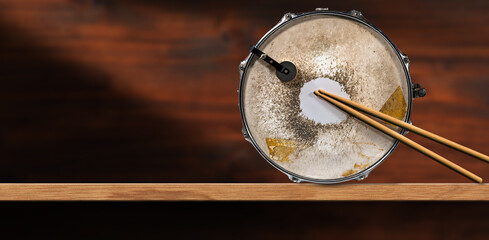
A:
[379,86,407,121]
[341,162,370,177]
[266,138,297,163]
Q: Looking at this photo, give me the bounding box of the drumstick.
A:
[313,90,483,183]
[318,89,489,164]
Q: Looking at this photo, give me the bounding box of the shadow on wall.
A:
[0,6,276,182]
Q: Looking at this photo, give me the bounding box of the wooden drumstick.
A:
[314,90,483,183]
[318,89,489,164]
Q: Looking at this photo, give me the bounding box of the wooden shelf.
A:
[0,183,488,201]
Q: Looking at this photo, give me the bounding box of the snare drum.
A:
[238,9,425,183]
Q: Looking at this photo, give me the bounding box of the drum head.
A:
[240,12,412,183]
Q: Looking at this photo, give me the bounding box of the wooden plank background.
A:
[0,0,488,183]
[0,0,489,238]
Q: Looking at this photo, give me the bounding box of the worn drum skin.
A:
[239,9,423,183]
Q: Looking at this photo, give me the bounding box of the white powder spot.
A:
[299,77,350,124]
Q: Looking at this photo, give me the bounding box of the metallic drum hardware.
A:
[413,84,427,98]
[238,9,425,184]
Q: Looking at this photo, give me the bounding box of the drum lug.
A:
[412,83,427,98]
[400,53,410,69]
[288,175,302,183]
[356,173,369,181]
[348,10,365,19]
[239,59,247,77]
[280,12,297,23]
[241,127,252,142]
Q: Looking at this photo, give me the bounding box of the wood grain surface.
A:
[0,0,488,184]
[0,183,487,200]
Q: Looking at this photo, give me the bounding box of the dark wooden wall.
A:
[1,0,489,239]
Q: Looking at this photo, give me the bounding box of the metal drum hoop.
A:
[238,9,414,183]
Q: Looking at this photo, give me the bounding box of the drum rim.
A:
[239,10,413,184]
